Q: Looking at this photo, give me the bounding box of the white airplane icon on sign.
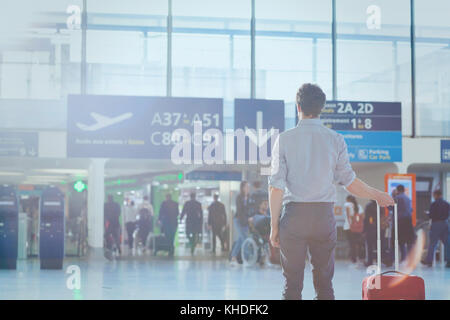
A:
[76,112,133,131]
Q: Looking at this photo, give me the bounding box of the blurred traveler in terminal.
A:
[138,196,154,220]
[104,195,122,256]
[230,181,251,266]
[158,194,179,258]
[268,83,394,300]
[180,192,203,256]
[364,199,390,267]
[422,190,449,267]
[208,194,228,255]
[124,200,137,252]
[249,181,268,216]
[136,196,154,252]
[393,184,416,261]
[343,195,364,266]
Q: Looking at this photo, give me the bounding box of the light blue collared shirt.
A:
[268,118,356,204]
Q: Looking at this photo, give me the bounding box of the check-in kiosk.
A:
[416,176,434,224]
[40,186,65,269]
[0,185,18,269]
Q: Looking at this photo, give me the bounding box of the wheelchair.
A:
[133,227,153,256]
[241,216,271,267]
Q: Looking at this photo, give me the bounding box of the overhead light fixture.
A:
[34,169,88,175]
[0,171,23,176]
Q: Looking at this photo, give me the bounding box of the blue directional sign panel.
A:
[234,99,285,161]
[441,140,450,163]
[0,132,38,157]
[320,101,402,162]
[67,95,223,159]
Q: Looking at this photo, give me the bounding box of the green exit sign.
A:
[73,180,87,192]
[153,172,184,184]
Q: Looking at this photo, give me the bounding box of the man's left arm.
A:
[268,136,286,248]
[269,186,284,248]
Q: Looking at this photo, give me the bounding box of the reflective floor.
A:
[0,256,449,300]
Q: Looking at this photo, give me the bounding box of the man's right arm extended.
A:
[335,135,394,207]
[346,178,394,207]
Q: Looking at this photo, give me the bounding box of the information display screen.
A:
[320,101,402,162]
[67,95,223,160]
[441,140,450,163]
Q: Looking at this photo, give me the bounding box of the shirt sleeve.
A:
[268,135,287,191]
[334,134,356,187]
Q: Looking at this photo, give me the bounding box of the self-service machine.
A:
[415,176,434,224]
[40,186,65,269]
[0,185,18,269]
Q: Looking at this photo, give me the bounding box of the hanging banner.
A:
[234,99,285,162]
[0,132,38,158]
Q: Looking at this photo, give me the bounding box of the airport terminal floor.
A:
[2,0,450,309]
[1,256,449,300]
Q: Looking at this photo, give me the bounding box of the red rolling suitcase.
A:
[362,204,425,300]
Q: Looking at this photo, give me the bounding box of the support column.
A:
[250,0,256,99]
[395,162,409,174]
[87,159,107,253]
[332,0,337,100]
[166,0,173,97]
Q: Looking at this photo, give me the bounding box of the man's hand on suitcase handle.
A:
[346,178,395,207]
[374,191,395,207]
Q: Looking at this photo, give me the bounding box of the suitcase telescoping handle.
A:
[376,203,399,273]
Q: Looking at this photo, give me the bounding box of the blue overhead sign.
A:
[67,95,223,159]
[320,101,402,162]
[234,99,285,161]
[0,132,38,157]
[441,140,450,163]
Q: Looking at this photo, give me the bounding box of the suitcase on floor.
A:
[150,234,171,254]
[362,204,425,300]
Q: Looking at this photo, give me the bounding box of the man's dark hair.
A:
[213,194,219,201]
[296,83,326,117]
[143,195,149,201]
[190,192,196,200]
[433,189,442,198]
[396,184,405,193]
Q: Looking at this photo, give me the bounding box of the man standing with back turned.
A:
[269,83,395,300]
